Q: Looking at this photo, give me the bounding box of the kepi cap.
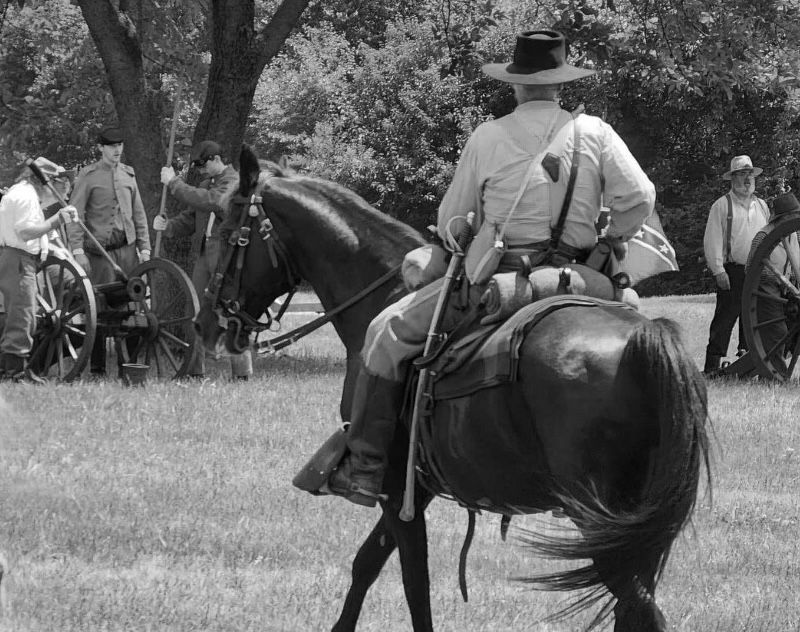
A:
[190,140,223,165]
[98,127,125,145]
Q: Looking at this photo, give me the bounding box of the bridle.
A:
[203,193,301,352]
[203,191,404,354]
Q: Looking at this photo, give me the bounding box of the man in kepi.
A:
[702,155,769,375]
[0,158,77,382]
[67,126,152,376]
[294,29,655,507]
[154,140,253,380]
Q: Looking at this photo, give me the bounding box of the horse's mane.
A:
[253,162,425,254]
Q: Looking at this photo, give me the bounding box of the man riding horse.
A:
[295,29,657,507]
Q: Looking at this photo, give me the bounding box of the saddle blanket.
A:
[431,295,635,400]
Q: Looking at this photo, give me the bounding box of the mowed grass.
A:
[0,294,798,631]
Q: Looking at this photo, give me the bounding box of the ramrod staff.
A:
[400,211,475,522]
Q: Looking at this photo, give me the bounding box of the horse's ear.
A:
[238,145,261,195]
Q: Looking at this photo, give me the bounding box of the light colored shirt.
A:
[703,192,769,275]
[438,100,655,250]
[0,181,48,254]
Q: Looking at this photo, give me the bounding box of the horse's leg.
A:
[607,578,667,632]
[332,513,397,632]
[382,495,435,632]
[594,543,667,632]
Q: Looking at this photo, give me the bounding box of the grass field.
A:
[0,293,798,631]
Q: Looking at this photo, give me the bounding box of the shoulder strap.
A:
[495,109,564,242]
[550,114,581,250]
[724,193,733,263]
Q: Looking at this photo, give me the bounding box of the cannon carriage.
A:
[27,244,199,382]
[719,207,800,380]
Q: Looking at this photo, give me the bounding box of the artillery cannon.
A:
[717,205,800,380]
[26,247,199,382]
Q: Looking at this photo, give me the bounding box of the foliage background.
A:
[2,0,800,295]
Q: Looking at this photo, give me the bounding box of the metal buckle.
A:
[237,226,251,247]
[259,218,273,240]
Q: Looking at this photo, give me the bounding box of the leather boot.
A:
[703,352,722,375]
[323,371,405,507]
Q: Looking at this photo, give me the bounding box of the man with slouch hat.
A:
[0,158,77,381]
[67,126,151,376]
[702,155,769,374]
[293,29,656,507]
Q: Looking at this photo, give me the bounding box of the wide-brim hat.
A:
[772,192,800,216]
[33,156,66,178]
[722,155,763,180]
[482,30,596,85]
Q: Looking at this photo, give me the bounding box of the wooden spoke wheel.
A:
[741,212,800,380]
[115,258,200,380]
[28,250,97,382]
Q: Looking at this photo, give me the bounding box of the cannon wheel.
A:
[741,212,800,380]
[115,257,200,380]
[29,250,97,381]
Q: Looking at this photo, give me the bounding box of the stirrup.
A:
[324,467,388,507]
[292,425,349,494]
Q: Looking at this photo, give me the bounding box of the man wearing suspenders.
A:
[702,155,769,374]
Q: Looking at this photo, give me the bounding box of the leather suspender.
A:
[724,193,733,263]
[724,195,768,264]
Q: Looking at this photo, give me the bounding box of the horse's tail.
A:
[517,317,710,624]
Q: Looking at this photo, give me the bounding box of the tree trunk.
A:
[194,0,312,165]
[76,0,164,218]
[74,0,311,265]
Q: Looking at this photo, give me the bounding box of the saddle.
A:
[430,294,635,400]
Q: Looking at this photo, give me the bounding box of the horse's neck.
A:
[300,242,407,354]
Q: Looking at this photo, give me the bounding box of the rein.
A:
[255,263,402,354]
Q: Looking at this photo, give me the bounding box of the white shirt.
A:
[703,192,769,275]
[438,100,655,249]
[0,181,48,255]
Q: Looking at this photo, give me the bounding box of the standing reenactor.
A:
[154,140,253,380]
[702,155,769,374]
[0,158,77,382]
[67,127,151,376]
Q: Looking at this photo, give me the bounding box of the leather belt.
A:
[0,245,37,259]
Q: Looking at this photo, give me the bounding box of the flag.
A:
[619,210,679,285]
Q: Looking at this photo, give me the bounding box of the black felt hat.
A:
[482,30,596,85]
[772,192,800,215]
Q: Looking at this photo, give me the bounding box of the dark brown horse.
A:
[196,147,710,632]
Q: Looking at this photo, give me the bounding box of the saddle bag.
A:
[479,264,639,325]
[402,243,448,291]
